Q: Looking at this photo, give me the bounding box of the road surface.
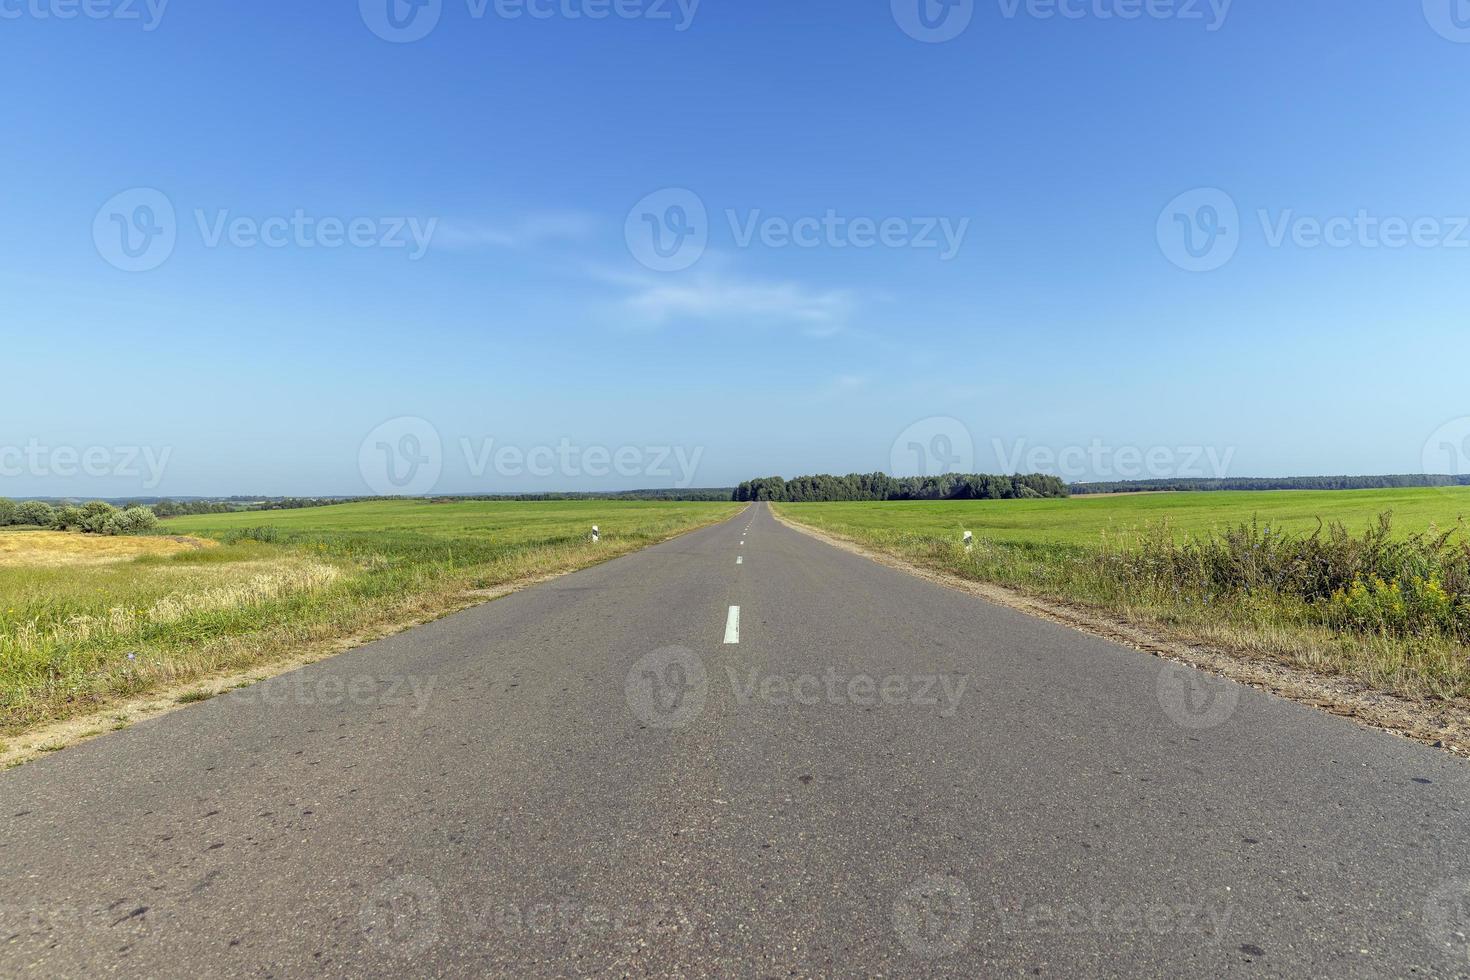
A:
[3,503,1469,977]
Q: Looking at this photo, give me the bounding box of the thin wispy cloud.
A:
[597,258,858,332]
[434,211,598,250]
[624,276,855,327]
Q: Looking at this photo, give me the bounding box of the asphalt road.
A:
[4,503,1470,977]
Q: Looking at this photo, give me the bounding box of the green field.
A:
[0,499,739,737]
[776,488,1470,702]
[777,487,1470,548]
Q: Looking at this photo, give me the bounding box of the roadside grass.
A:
[775,488,1470,702]
[0,499,740,734]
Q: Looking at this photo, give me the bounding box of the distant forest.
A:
[733,473,1070,502]
[431,489,736,502]
[152,497,348,517]
[1071,475,1470,495]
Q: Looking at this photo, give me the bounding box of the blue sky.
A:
[3,0,1469,496]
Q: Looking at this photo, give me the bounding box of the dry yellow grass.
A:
[0,531,215,567]
[4,559,341,660]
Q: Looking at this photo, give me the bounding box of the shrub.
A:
[103,507,160,536]
[1093,514,1470,641]
[0,498,15,526]
[14,500,56,527]
[53,505,86,531]
[77,501,119,534]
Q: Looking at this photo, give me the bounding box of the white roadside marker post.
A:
[963,530,973,553]
[591,525,600,544]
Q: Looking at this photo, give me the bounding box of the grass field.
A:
[778,487,1470,547]
[776,487,1470,703]
[0,499,739,737]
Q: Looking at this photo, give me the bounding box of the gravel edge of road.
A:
[771,506,1470,761]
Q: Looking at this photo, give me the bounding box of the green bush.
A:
[13,501,56,528]
[103,507,159,536]
[1094,514,1470,641]
[0,498,15,526]
[77,501,119,534]
[53,505,86,531]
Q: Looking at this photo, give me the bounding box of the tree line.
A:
[1071,475,1470,495]
[431,489,737,502]
[151,497,347,517]
[732,472,1070,502]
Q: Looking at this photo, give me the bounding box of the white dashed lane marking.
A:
[723,606,740,644]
